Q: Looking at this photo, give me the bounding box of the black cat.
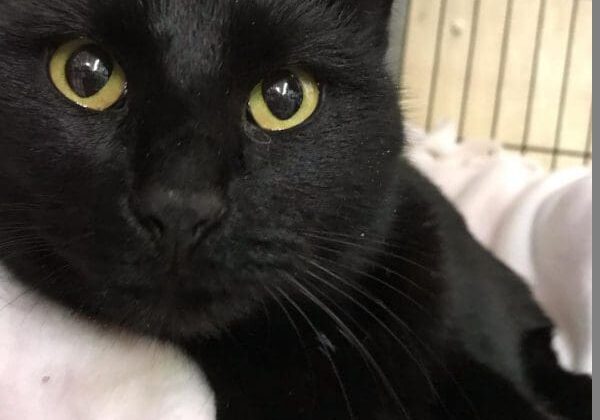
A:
[0,1,590,419]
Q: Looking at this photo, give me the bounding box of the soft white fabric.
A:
[0,264,215,420]
[407,124,593,375]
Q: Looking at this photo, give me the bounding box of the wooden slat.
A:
[527,152,554,170]
[401,0,442,127]
[460,0,509,140]
[399,0,592,168]
[526,0,574,149]
[585,105,593,158]
[494,0,542,146]
[428,0,476,130]
[556,156,587,170]
[557,0,593,154]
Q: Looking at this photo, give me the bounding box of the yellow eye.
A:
[49,39,126,111]
[248,69,319,132]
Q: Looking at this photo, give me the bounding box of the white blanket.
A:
[0,126,592,419]
[407,124,592,375]
[0,264,215,420]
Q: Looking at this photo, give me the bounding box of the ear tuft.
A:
[353,0,395,20]
[347,0,401,47]
[327,0,407,76]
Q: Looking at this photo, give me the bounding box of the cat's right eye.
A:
[49,39,127,111]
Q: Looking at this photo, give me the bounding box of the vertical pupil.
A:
[65,45,113,98]
[262,71,304,120]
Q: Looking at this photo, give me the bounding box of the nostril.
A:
[191,220,208,242]
[190,208,227,242]
[140,215,165,241]
[130,187,228,248]
[127,197,164,241]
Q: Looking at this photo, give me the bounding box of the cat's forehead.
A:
[3,0,356,86]
[5,0,343,49]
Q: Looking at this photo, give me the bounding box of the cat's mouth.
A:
[37,223,289,338]
[82,279,258,339]
[74,258,267,339]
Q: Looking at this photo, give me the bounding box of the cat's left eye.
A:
[49,39,126,111]
[248,69,320,132]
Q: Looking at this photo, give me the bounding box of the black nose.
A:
[133,186,227,252]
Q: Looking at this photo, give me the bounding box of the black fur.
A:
[0,1,590,419]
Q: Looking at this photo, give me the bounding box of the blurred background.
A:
[393,0,592,170]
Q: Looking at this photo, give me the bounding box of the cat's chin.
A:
[132,300,254,340]
[33,259,264,340]
[33,245,267,338]
[86,284,260,340]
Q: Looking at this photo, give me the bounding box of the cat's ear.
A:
[343,0,397,46]
[351,0,395,21]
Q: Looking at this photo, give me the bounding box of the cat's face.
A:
[0,0,402,337]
